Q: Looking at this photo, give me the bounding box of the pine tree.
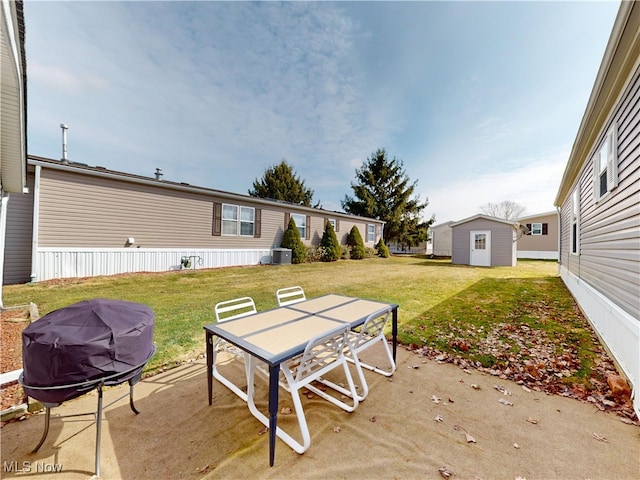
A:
[280,217,306,264]
[376,238,390,258]
[346,226,366,260]
[320,221,341,262]
[249,160,318,207]
[342,149,433,245]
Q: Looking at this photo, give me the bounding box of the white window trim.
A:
[222,203,255,237]
[531,223,542,235]
[291,213,306,239]
[570,188,580,256]
[593,122,618,202]
[367,224,375,242]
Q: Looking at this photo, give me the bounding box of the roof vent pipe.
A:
[155,168,163,181]
[60,124,69,163]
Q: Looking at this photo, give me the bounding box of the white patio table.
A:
[204,293,398,466]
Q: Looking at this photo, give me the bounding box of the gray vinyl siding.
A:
[3,174,34,284]
[560,65,640,318]
[452,218,516,266]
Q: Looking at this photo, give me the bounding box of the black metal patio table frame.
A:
[204,294,398,466]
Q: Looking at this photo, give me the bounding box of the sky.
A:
[23,0,621,224]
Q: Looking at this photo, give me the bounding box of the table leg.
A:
[392,307,398,362]
[268,363,280,467]
[206,331,213,405]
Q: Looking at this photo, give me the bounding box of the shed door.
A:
[470,230,491,266]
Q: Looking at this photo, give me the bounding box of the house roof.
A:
[517,211,557,222]
[431,221,454,229]
[0,0,28,193]
[555,1,640,206]
[450,214,517,228]
[28,155,385,224]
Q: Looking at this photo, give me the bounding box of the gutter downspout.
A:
[30,165,41,283]
[0,193,9,309]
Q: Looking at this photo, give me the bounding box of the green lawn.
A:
[4,257,603,391]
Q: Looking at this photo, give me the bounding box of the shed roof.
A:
[450,214,517,228]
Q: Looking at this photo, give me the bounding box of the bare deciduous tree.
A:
[479,201,526,220]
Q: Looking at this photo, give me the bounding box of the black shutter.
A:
[526,223,532,235]
[284,212,290,228]
[212,203,222,236]
[542,223,548,235]
[306,215,311,240]
[254,209,261,238]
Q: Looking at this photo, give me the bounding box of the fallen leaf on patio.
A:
[498,398,514,406]
[307,392,315,399]
[592,432,608,442]
[448,398,455,403]
[515,476,527,480]
[620,417,635,425]
[471,384,481,390]
[410,364,420,369]
[431,395,442,403]
[494,384,512,395]
[439,466,454,478]
[281,406,292,415]
[369,416,377,422]
[197,464,211,474]
[465,432,476,443]
[333,426,341,433]
[521,385,532,393]
[526,417,538,424]
[258,426,268,435]
[435,415,444,422]
[513,443,520,449]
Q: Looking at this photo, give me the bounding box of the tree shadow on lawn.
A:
[397,275,637,422]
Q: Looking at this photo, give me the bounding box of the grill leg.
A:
[31,406,51,453]
[95,386,103,478]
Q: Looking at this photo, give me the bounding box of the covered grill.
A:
[21,298,155,404]
[19,298,156,477]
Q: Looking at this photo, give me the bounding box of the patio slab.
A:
[1,347,638,479]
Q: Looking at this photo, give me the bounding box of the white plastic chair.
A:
[212,297,257,401]
[246,323,360,454]
[276,286,306,306]
[318,310,395,402]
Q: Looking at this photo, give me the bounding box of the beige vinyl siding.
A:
[561,66,639,317]
[37,169,276,249]
[3,173,34,284]
[517,213,558,252]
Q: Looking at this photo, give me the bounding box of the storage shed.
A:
[431,221,453,257]
[451,215,517,267]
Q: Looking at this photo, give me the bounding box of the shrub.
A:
[346,226,366,260]
[376,239,390,258]
[305,245,326,263]
[319,222,341,262]
[281,217,306,264]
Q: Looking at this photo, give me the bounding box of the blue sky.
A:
[24,1,620,224]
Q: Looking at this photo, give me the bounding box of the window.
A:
[593,123,618,201]
[291,213,306,239]
[367,224,375,242]
[222,204,255,237]
[328,218,337,231]
[571,188,579,255]
[531,223,542,235]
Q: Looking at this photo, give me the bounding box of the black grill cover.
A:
[21,298,155,404]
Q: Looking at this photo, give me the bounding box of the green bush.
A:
[346,226,366,260]
[376,239,390,258]
[320,222,341,262]
[281,217,307,264]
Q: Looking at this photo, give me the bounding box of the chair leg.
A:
[347,337,396,377]
[95,385,103,478]
[211,342,249,402]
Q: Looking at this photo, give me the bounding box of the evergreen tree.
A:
[249,160,318,207]
[346,226,366,260]
[342,149,433,245]
[376,238,390,258]
[280,217,306,264]
[320,221,341,262]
